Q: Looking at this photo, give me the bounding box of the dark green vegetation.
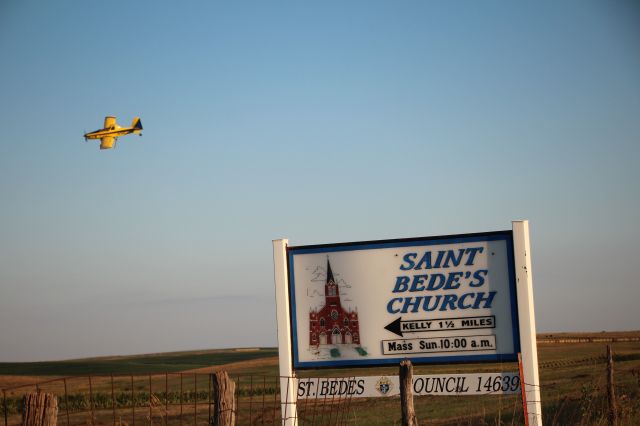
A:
[0,348,277,376]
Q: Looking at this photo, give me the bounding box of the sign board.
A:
[274,221,541,425]
[287,231,520,369]
[297,372,521,399]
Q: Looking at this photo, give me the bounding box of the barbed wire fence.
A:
[2,347,639,425]
[1,373,357,426]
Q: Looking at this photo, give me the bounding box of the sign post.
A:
[512,221,542,425]
[272,239,297,426]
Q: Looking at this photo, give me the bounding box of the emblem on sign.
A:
[375,377,393,395]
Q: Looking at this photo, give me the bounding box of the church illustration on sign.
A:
[309,260,360,346]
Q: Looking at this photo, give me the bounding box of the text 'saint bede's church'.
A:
[309,260,360,346]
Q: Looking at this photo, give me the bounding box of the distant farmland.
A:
[0,348,278,376]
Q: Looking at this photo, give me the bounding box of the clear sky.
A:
[1,1,639,362]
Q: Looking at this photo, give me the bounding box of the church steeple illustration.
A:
[324,259,341,308]
[309,259,360,347]
[326,258,335,282]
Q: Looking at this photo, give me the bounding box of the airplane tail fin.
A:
[131,117,143,133]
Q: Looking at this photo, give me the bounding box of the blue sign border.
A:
[287,231,520,370]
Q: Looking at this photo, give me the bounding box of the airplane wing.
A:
[103,116,116,128]
[100,136,116,150]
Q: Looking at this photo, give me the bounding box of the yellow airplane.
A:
[84,116,143,149]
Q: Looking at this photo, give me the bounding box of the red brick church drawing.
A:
[309,260,360,346]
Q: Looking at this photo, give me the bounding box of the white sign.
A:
[297,372,521,399]
[287,232,519,369]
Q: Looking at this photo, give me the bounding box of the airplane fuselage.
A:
[84,126,137,140]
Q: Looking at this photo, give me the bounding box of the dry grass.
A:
[183,356,279,375]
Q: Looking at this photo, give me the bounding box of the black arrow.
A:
[384,317,403,337]
[384,317,446,337]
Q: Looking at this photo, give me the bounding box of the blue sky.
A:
[1,1,639,361]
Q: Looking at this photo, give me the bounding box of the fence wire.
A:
[2,346,639,425]
[1,373,356,426]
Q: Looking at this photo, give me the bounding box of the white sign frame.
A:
[273,220,541,426]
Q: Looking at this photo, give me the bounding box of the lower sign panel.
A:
[382,335,497,355]
[297,372,521,399]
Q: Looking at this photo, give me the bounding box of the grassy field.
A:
[0,348,278,377]
[1,333,639,425]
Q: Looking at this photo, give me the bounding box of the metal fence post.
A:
[3,390,8,426]
[208,374,212,424]
[63,379,70,426]
[607,345,618,425]
[149,375,153,423]
[88,376,94,425]
[111,374,116,426]
[131,375,135,426]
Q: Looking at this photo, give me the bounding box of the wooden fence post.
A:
[22,393,58,426]
[211,371,236,426]
[399,360,417,426]
[607,345,617,425]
